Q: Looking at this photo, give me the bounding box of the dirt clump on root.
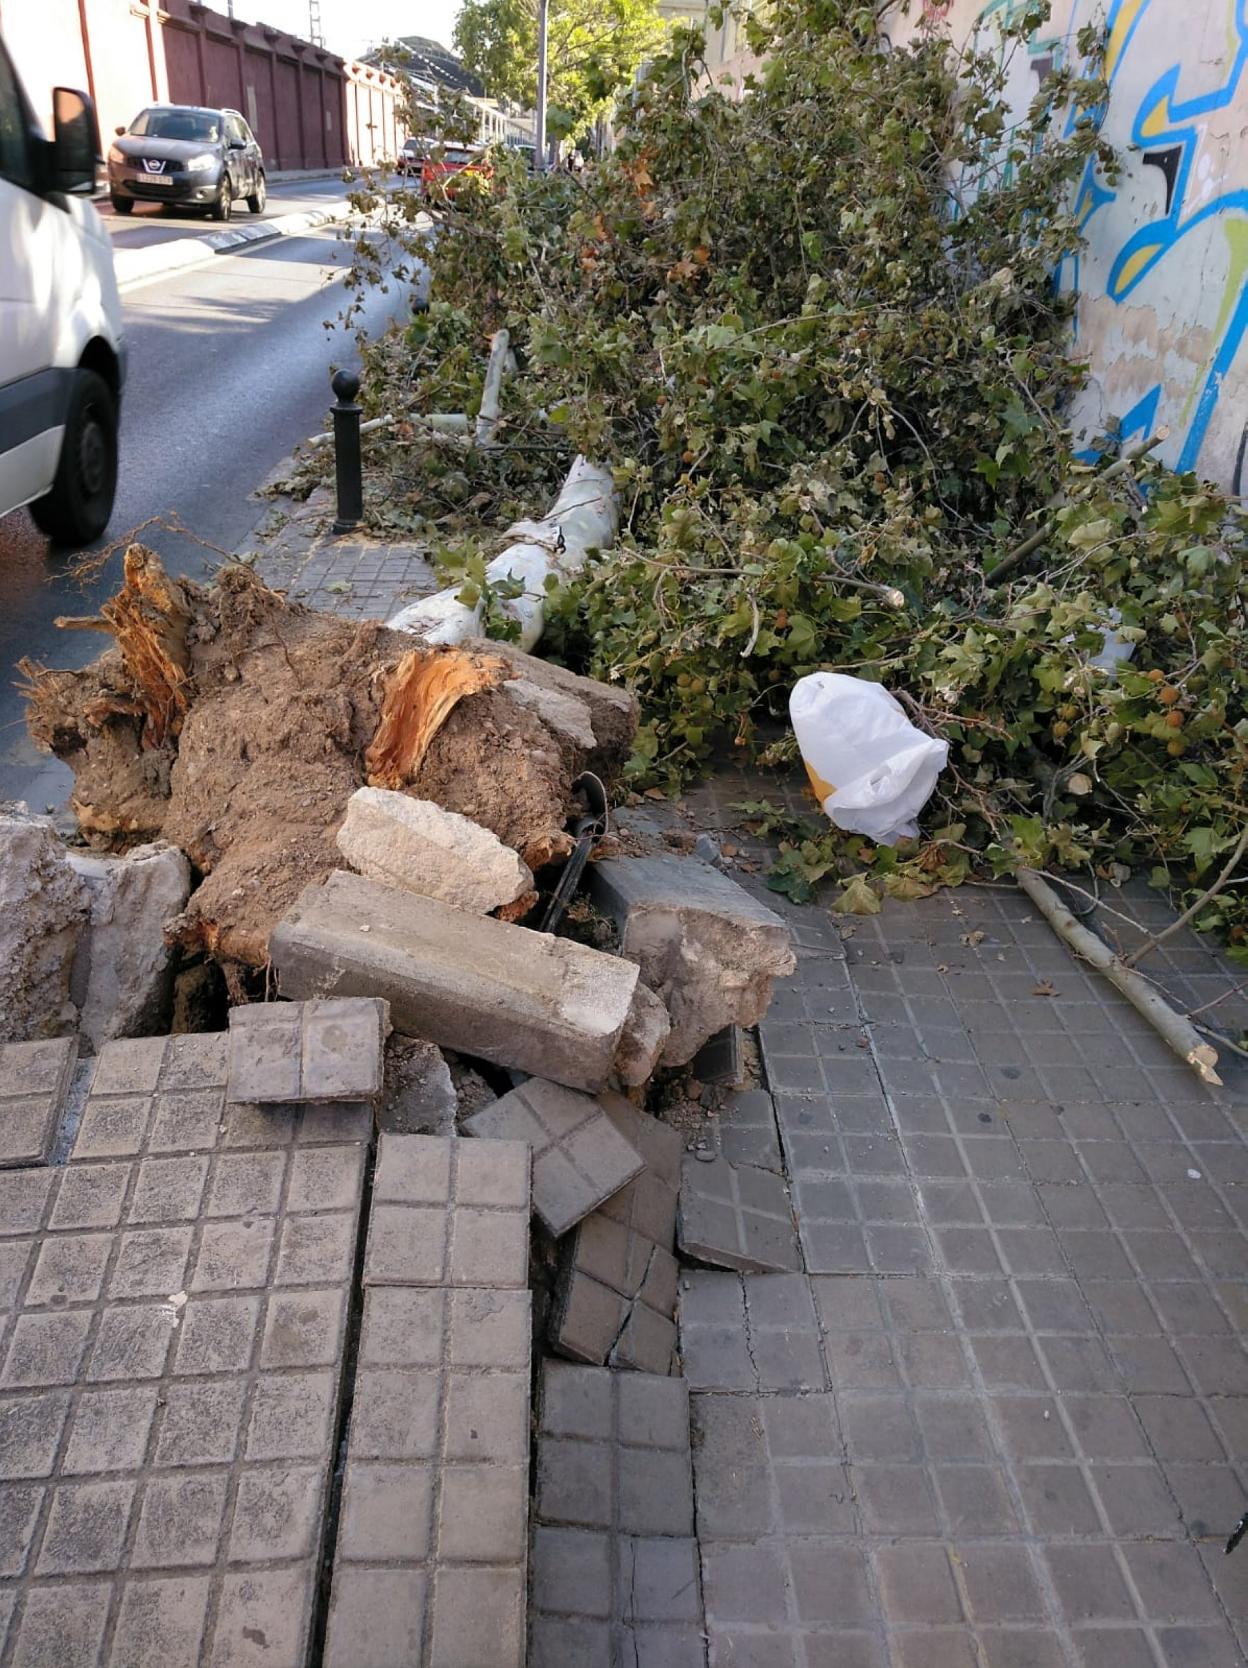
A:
[22,548,636,967]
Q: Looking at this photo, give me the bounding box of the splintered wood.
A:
[51,545,194,745]
[366,648,510,789]
[20,547,636,969]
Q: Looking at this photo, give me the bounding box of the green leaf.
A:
[832,874,882,915]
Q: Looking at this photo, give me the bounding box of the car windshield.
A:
[442,149,474,164]
[129,109,220,143]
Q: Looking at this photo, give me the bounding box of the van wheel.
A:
[29,370,118,547]
[211,175,233,221]
[110,196,134,214]
[247,173,266,215]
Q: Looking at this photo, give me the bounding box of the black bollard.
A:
[330,367,363,533]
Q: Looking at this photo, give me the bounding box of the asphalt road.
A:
[98,173,350,250]
[0,219,409,809]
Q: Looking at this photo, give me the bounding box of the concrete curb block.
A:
[114,201,349,294]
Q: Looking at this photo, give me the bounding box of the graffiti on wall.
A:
[909,0,1248,489]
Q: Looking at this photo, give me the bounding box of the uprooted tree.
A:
[332,0,1248,960]
[21,547,637,968]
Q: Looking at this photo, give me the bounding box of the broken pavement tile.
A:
[678,1271,827,1393]
[271,869,641,1093]
[548,1096,682,1373]
[690,1025,744,1088]
[325,1285,532,1668]
[463,1079,643,1238]
[226,996,388,1105]
[677,1153,802,1273]
[530,1362,705,1666]
[713,1087,785,1173]
[363,1132,530,1289]
[588,854,795,1067]
[0,1037,77,1167]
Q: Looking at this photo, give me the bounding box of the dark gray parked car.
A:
[107,104,265,220]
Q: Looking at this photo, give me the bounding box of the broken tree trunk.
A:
[21,546,637,970]
[1015,867,1222,1086]
[387,454,618,651]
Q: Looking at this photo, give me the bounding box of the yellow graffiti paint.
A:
[1139,95,1171,138]
[1105,0,1148,81]
[1114,243,1165,293]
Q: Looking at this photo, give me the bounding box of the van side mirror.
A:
[115,125,127,137]
[52,87,98,193]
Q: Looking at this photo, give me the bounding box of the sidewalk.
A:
[240,505,1248,1663]
[110,198,351,294]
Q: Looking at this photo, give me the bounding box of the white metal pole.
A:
[535,0,549,169]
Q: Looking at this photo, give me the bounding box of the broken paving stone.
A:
[380,1036,457,1136]
[226,997,388,1106]
[0,1037,78,1167]
[0,806,88,1046]
[613,980,671,1088]
[66,842,191,1051]
[531,1363,704,1663]
[690,1025,744,1089]
[587,856,795,1068]
[677,1153,802,1274]
[463,1079,644,1238]
[363,1132,531,1288]
[271,870,640,1094]
[335,786,534,915]
[678,1272,827,1393]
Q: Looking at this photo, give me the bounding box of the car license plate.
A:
[140,175,172,186]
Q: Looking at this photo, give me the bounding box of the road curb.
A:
[113,201,349,294]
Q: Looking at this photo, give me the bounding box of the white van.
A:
[0,36,124,545]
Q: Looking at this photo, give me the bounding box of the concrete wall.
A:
[889,0,1248,493]
[3,0,404,173]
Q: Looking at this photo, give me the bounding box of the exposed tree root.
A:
[22,546,637,969]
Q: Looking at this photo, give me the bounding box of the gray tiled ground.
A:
[363,1132,530,1289]
[678,1153,802,1273]
[0,1039,77,1168]
[710,1087,785,1172]
[325,1284,532,1668]
[675,821,1248,1668]
[0,1031,369,1668]
[248,486,439,622]
[226,997,387,1104]
[463,1080,644,1237]
[530,1362,705,1665]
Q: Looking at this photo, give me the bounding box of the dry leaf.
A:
[1033,979,1057,997]
[960,929,985,947]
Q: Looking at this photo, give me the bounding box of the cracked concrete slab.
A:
[530,1361,705,1665]
[677,1153,802,1273]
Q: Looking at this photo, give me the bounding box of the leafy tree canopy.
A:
[453,0,667,133]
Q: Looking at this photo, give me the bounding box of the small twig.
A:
[1123,823,1248,968]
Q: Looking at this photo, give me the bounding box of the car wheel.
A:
[28,369,119,547]
[110,196,134,214]
[211,174,233,221]
[247,172,266,215]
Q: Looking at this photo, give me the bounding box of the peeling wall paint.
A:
[891,0,1248,492]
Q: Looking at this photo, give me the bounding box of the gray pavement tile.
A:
[326,1285,532,1668]
[226,996,388,1104]
[531,1363,705,1662]
[712,1088,785,1171]
[0,1030,369,1668]
[464,1079,644,1236]
[363,1131,530,1288]
[0,1038,77,1167]
[677,1154,801,1273]
[678,1270,826,1392]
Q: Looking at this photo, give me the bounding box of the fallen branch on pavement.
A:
[1016,867,1222,1086]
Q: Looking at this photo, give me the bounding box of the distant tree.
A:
[453,0,667,133]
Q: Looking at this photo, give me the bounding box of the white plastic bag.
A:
[789,673,948,846]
